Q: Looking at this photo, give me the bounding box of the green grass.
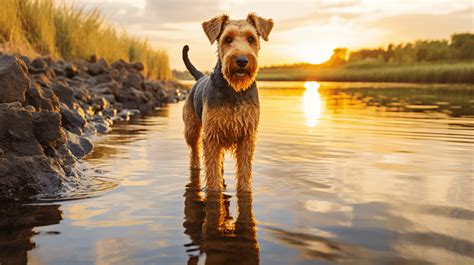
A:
[0,0,170,79]
[258,61,474,83]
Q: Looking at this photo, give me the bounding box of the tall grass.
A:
[0,0,171,79]
[258,61,474,83]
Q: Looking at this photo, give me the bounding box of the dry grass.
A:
[0,0,171,79]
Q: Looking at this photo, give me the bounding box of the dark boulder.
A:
[71,85,91,102]
[25,83,60,111]
[33,73,53,88]
[0,156,65,200]
[64,63,78,78]
[65,130,93,158]
[111,59,127,70]
[0,55,31,104]
[88,58,108,76]
[133,62,144,71]
[0,103,44,157]
[60,103,87,135]
[31,57,47,69]
[32,111,66,148]
[51,80,74,108]
[91,96,109,111]
[123,73,143,89]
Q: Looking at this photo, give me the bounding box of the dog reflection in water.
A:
[183,169,259,265]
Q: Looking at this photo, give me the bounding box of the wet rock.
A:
[32,111,66,147]
[90,82,113,95]
[0,55,31,104]
[65,130,93,158]
[51,80,74,108]
[91,96,109,111]
[24,105,36,112]
[25,83,60,111]
[65,62,78,78]
[92,116,112,134]
[102,94,116,104]
[94,122,110,134]
[0,156,64,200]
[103,108,117,118]
[19,55,31,66]
[72,85,91,102]
[60,103,86,135]
[88,58,108,76]
[110,68,120,80]
[94,73,114,84]
[123,73,143,89]
[111,59,127,70]
[50,61,65,76]
[31,58,47,69]
[34,73,52,88]
[133,62,144,71]
[0,102,43,157]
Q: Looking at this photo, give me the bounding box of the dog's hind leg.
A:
[183,99,202,170]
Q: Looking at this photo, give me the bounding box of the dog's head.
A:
[202,13,273,92]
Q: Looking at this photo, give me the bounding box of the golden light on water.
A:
[303,81,323,128]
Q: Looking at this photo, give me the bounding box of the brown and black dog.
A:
[182,13,273,192]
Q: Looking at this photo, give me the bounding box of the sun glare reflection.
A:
[303,81,323,128]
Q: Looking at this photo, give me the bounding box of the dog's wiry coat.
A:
[183,13,273,192]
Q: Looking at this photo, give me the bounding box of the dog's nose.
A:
[236,56,248,68]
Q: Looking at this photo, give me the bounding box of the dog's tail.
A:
[182,45,204,81]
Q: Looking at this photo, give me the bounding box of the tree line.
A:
[325,33,474,66]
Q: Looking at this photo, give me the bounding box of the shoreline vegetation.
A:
[0,0,171,80]
[257,61,474,83]
[174,33,474,84]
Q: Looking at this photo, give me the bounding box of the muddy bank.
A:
[0,54,187,201]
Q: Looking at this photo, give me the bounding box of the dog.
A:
[182,13,273,192]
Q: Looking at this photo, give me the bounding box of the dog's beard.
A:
[222,56,258,92]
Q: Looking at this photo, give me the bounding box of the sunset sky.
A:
[77,0,473,70]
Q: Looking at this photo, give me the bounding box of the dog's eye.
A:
[225,37,233,44]
[248,36,254,44]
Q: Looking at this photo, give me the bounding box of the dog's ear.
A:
[246,13,273,41]
[202,14,229,44]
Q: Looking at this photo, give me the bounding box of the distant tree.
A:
[384,44,394,62]
[325,48,348,66]
[451,33,474,59]
[415,40,453,61]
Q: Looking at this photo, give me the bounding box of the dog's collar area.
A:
[211,60,256,92]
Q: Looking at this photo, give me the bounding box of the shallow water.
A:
[1,81,473,264]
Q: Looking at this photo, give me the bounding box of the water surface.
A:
[1,81,473,264]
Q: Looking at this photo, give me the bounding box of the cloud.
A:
[144,0,222,23]
[371,7,474,43]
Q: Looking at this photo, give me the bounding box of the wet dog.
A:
[182,13,273,192]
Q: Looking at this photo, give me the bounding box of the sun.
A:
[296,46,333,64]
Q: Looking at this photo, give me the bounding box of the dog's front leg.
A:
[203,138,224,191]
[236,135,256,192]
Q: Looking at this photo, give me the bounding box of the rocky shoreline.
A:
[0,54,187,201]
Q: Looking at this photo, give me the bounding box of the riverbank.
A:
[257,61,474,83]
[0,53,187,201]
